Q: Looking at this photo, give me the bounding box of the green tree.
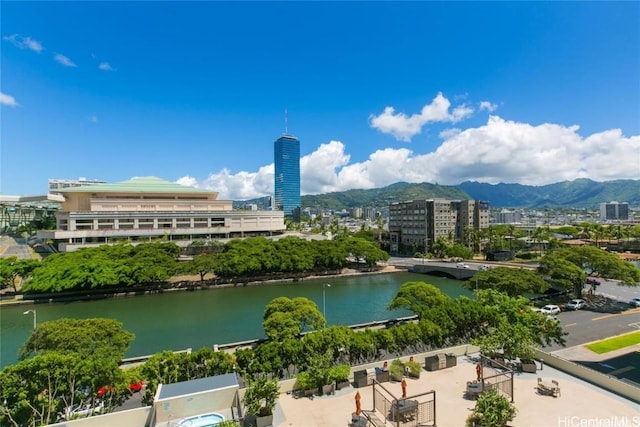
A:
[540,246,640,296]
[20,318,134,361]
[387,281,450,319]
[263,297,325,340]
[0,352,128,426]
[430,237,449,258]
[471,290,564,359]
[465,267,549,297]
[537,253,586,297]
[0,257,40,292]
[186,253,218,281]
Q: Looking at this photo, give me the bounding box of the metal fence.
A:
[480,354,514,402]
[371,380,437,427]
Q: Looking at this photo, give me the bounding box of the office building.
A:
[274,134,301,220]
[494,209,522,224]
[37,176,285,252]
[600,201,629,221]
[388,198,489,254]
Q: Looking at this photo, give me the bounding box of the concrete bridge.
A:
[409,262,481,279]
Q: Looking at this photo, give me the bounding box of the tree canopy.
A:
[20,318,134,361]
[263,297,325,340]
[23,242,180,293]
[465,267,549,297]
[387,282,451,319]
[539,246,640,296]
[471,290,565,359]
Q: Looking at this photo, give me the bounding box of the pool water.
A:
[177,412,225,427]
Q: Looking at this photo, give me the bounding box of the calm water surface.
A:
[0,272,470,368]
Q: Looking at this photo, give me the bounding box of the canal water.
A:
[0,272,471,368]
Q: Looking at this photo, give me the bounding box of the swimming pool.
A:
[177,412,225,427]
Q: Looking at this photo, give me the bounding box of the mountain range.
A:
[297,179,639,210]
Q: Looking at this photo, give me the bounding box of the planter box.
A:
[322,383,335,395]
[425,353,457,371]
[375,368,390,383]
[445,353,457,368]
[490,357,506,369]
[303,388,319,398]
[336,380,350,390]
[406,369,421,379]
[520,360,537,373]
[256,414,274,427]
[354,370,369,388]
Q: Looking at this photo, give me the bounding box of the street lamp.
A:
[323,283,331,322]
[23,309,36,330]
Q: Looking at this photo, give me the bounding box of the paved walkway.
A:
[275,354,640,427]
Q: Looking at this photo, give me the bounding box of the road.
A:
[0,236,33,259]
[546,307,640,351]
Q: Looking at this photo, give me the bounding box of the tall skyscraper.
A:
[274,134,301,220]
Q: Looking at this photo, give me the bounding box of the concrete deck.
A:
[275,354,640,427]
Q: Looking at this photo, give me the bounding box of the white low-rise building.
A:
[37,176,285,252]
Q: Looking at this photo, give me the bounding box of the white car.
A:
[630,297,640,307]
[62,401,104,420]
[479,265,492,271]
[456,263,470,269]
[566,299,586,310]
[540,305,561,315]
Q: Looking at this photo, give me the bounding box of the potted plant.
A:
[296,371,318,398]
[405,360,422,379]
[242,375,280,427]
[389,359,405,382]
[465,388,517,427]
[518,347,537,373]
[330,364,351,390]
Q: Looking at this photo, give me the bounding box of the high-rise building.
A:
[388,198,489,254]
[274,134,301,220]
[600,201,629,221]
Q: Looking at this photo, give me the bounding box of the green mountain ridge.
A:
[297,179,639,210]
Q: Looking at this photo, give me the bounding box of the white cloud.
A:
[369,92,474,141]
[54,53,76,67]
[3,34,44,52]
[177,116,640,200]
[0,92,19,107]
[99,62,114,71]
[439,128,462,139]
[479,101,498,112]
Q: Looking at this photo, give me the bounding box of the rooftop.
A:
[57,176,216,196]
[275,354,640,426]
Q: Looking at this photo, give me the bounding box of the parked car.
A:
[456,263,470,269]
[566,299,586,310]
[479,265,492,271]
[61,401,104,421]
[540,305,561,315]
[630,297,640,307]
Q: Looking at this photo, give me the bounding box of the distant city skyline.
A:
[1,2,639,199]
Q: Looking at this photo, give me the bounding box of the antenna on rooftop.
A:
[284,108,288,135]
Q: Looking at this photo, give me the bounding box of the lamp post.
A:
[323,283,331,322]
[23,309,36,330]
[23,309,37,354]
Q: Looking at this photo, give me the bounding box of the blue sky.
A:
[2,1,639,199]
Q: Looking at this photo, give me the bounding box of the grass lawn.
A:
[585,331,640,354]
